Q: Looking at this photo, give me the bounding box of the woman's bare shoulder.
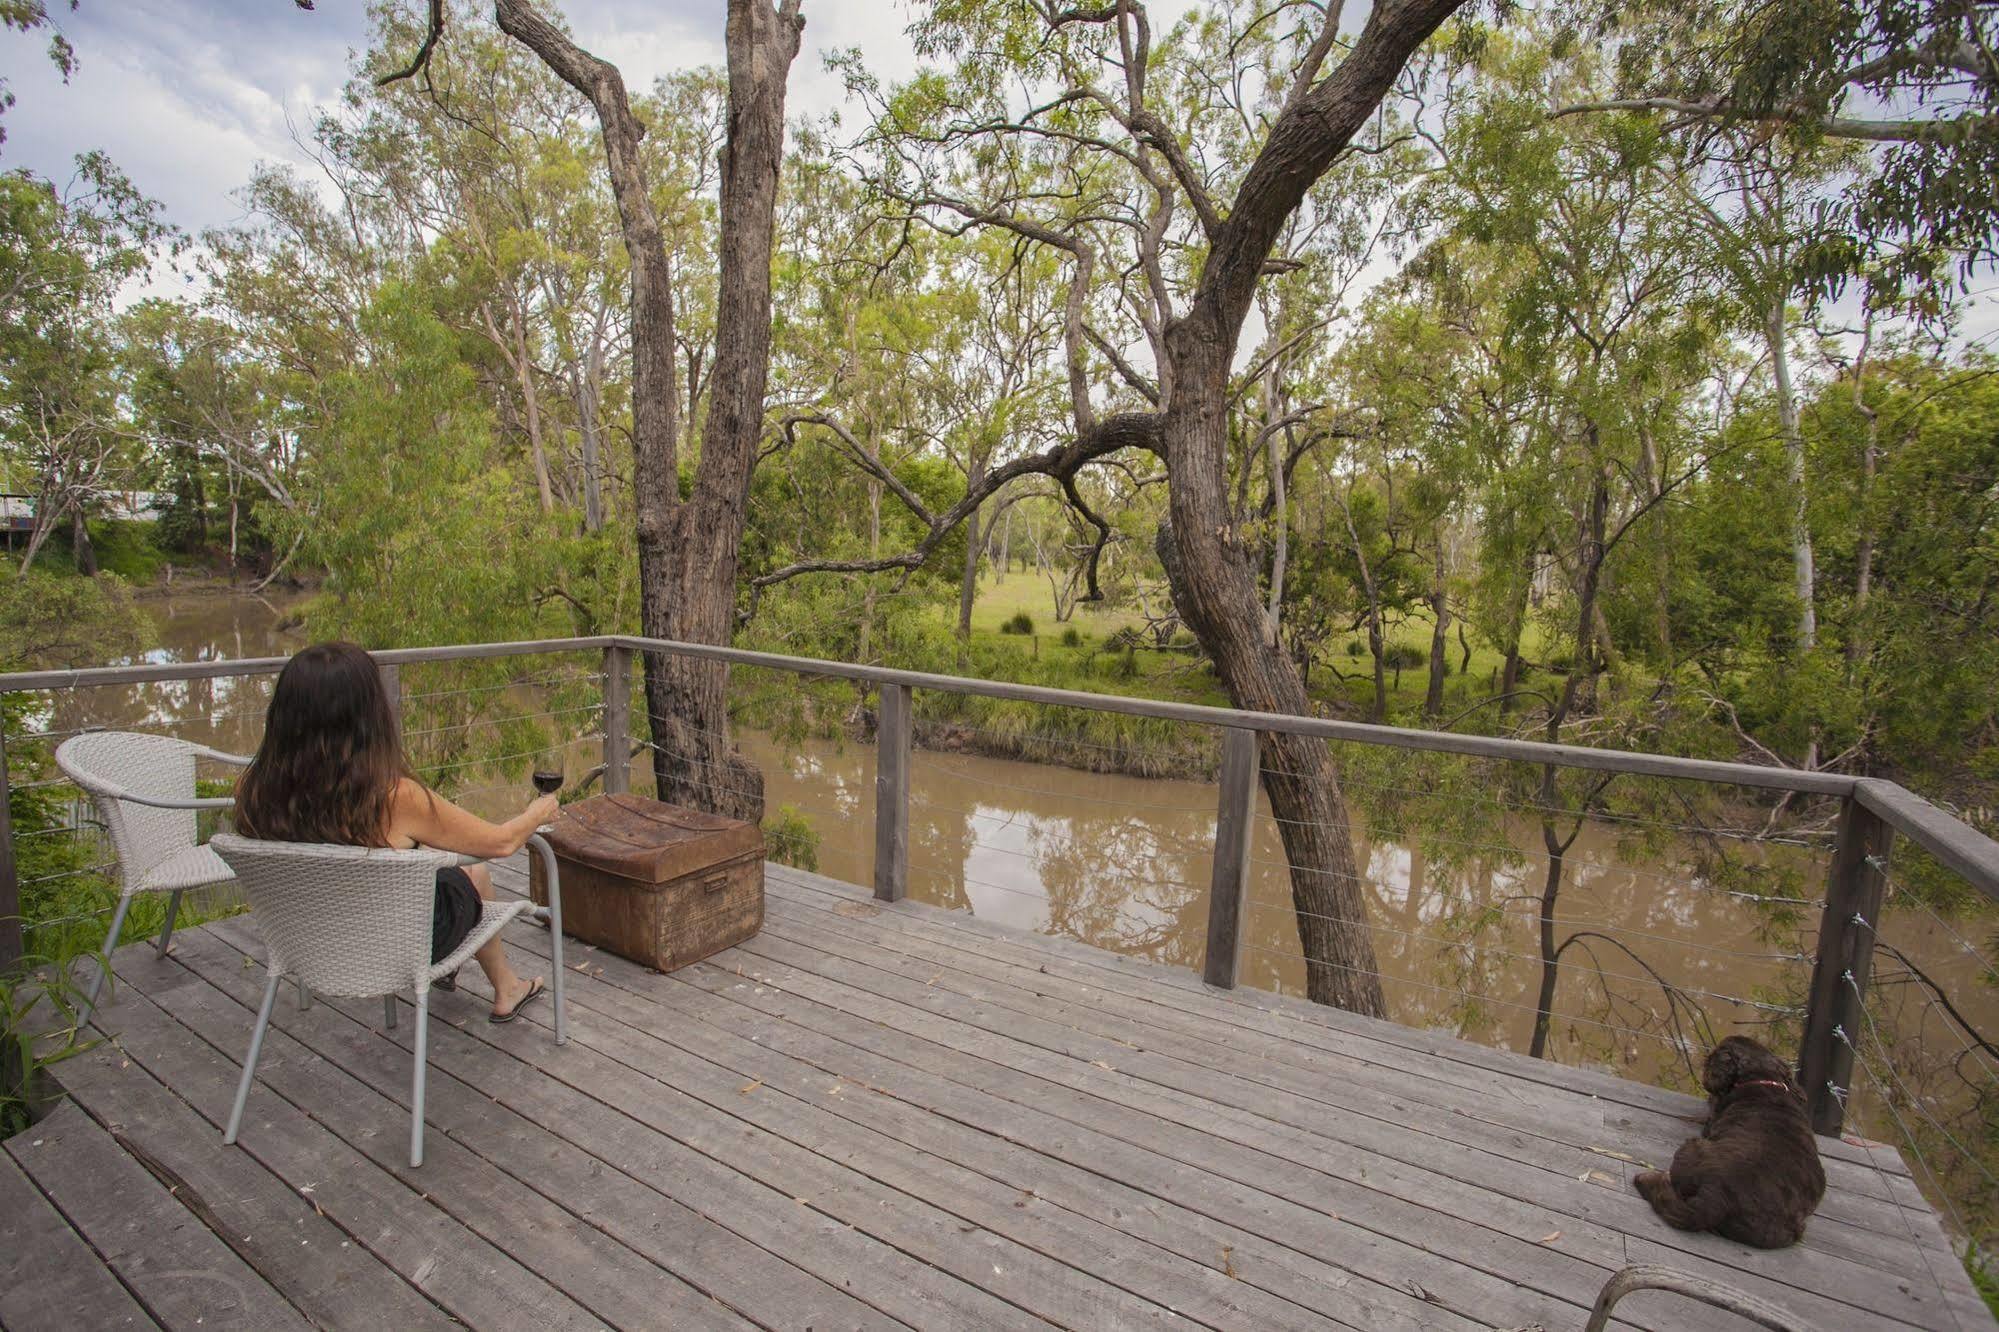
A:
[386,777,438,832]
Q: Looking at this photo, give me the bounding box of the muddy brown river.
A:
[41,589,1999,1111]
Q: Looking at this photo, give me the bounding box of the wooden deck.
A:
[4,860,1988,1332]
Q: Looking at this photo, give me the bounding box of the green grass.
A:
[5,519,169,583]
[942,571,1151,639]
[939,573,1557,726]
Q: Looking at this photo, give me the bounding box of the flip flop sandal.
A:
[489,976,546,1024]
[434,967,463,993]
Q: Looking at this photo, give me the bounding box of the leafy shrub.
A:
[2,964,94,1137]
[1345,639,1366,657]
[1059,626,1083,648]
[999,610,1035,635]
[762,804,820,872]
[1384,644,1426,670]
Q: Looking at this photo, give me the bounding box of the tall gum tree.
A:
[377,0,806,819]
[767,1,1470,1014]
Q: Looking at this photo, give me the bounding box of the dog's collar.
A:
[1735,1078,1796,1094]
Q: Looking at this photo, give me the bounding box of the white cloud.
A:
[2,0,917,239]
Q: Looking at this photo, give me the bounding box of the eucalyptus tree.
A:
[1562,0,1999,300]
[120,300,298,577]
[360,0,806,816]
[481,0,801,820]
[0,153,173,571]
[756,1,1471,1014]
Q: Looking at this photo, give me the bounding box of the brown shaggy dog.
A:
[1633,1036,1827,1249]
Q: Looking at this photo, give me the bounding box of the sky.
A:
[0,0,920,241]
[2,2,1990,345]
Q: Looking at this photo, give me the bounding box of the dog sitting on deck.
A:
[1633,1035,1827,1249]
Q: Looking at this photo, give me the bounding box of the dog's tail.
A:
[1634,1169,1730,1233]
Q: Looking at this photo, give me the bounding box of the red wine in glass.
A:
[531,768,563,796]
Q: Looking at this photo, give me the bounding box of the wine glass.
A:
[531,744,564,799]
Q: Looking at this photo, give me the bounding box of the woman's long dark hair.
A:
[234,641,414,846]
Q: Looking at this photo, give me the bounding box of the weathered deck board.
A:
[88,956,609,1332]
[0,1148,155,1331]
[733,889,1940,1327]
[754,866,1950,1270]
[7,857,1982,1332]
[47,997,458,1332]
[5,1100,310,1331]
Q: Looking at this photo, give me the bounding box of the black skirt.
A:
[431,866,481,963]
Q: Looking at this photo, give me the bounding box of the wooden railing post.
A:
[601,644,632,795]
[1799,796,1894,1136]
[379,662,402,731]
[0,730,19,974]
[874,683,911,903]
[1204,727,1258,989]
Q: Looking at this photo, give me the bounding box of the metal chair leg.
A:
[409,988,429,1168]
[82,894,135,1020]
[224,971,283,1146]
[529,834,567,1047]
[383,994,397,1029]
[156,889,184,957]
[296,977,311,1010]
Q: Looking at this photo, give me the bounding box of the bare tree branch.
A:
[1083,323,1159,403]
[376,0,445,88]
[751,411,1162,592]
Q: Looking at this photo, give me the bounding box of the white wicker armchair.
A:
[55,731,247,1015]
[209,833,566,1168]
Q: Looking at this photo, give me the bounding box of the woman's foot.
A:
[490,975,546,1023]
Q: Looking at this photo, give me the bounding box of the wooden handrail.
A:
[7,625,1999,1137]
[605,635,1860,795]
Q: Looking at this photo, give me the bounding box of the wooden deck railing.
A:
[6,632,1999,1139]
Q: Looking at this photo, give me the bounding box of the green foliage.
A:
[0,958,94,1138]
[999,610,1034,635]
[1969,1245,1999,1321]
[1059,626,1082,649]
[762,805,820,873]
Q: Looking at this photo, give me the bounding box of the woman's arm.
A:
[390,779,559,860]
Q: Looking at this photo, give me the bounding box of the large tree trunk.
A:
[497,0,802,824]
[1161,338,1387,1017]
[1146,0,1460,1016]
[645,0,801,821]
[71,508,98,577]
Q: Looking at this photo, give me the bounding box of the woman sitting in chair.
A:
[232,641,555,1023]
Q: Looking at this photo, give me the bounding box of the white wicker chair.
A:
[209,832,567,1167]
[55,731,247,1015]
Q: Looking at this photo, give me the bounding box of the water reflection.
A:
[39,592,307,754]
